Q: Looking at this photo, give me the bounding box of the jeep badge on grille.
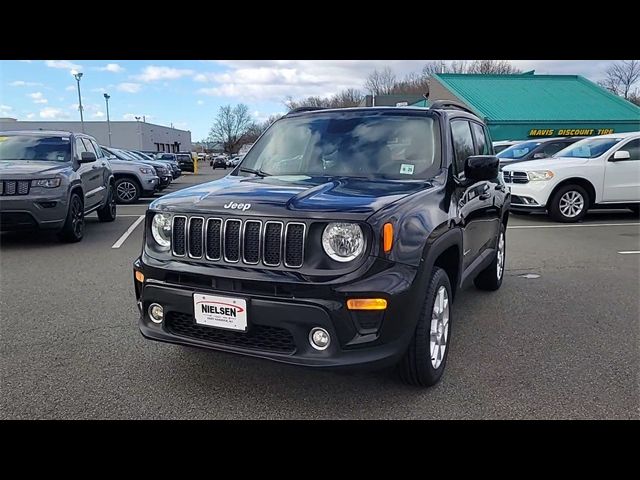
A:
[224,201,251,211]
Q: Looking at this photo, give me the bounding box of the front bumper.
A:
[142,175,160,195]
[178,162,194,172]
[158,175,172,188]
[506,180,556,209]
[0,192,67,231]
[133,255,422,370]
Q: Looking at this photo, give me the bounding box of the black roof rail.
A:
[429,100,477,116]
[286,106,328,115]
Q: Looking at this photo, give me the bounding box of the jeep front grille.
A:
[172,216,306,269]
[503,171,529,184]
[0,180,30,196]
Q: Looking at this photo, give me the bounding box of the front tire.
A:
[115,178,141,204]
[548,184,589,223]
[474,224,506,291]
[58,193,84,243]
[97,183,117,222]
[397,267,452,387]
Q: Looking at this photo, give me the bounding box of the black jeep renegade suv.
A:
[133,103,510,387]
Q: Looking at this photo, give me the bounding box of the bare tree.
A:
[422,61,448,76]
[389,72,430,95]
[450,61,468,73]
[467,60,520,74]
[329,88,364,108]
[598,60,640,100]
[284,95,332,111]
[364,67,397,95]
[207,104,253,154]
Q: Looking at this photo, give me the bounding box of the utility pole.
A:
[72,71,84,132]
[103,93,112,147]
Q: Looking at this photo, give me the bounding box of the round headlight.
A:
[322,222,365,262]
[151,213,172,248]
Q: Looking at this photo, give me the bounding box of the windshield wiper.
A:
[239,167,270,178]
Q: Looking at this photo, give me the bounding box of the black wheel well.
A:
[550,178,596,207]
[433,245,460,299]
[69,185,83,203]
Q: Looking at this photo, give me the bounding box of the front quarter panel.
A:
[367,169,451,267]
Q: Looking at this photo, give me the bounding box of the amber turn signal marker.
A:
[347,298,388,310]
[383,223,393,253]
[135,271,145,283]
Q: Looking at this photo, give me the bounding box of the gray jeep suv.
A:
[0,130,117,242]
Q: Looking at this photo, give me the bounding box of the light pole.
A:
[72,71,84,132]
[103,93,112,147]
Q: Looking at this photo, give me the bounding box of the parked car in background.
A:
[497,137,583,169]
[0,130,116,242]
[107,157,159,204]
[152,152,182,179]
[493,140,522,154]
[228,156,243,168]
[503,132,640,222]
[212,156,227,169]
[102,147,172,190]
[175,153,194,172]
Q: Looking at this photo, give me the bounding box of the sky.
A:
[1,60,617,141]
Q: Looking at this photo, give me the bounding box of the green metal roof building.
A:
[412,73,640,141]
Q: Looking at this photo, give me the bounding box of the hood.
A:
[151,174,432,219]
[0,160,71,178]
[109,159,149,169]
[502,157,589,171]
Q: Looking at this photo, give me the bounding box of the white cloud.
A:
[10,80,43,87]
[117,82,142,93]
[39,107,68,119]
[28,92,48,104]
[65,85,76,91]
[0,104,13,115]
[133,65,194,82]
[98,63,124,73]
[45,60,82,71]
[200,60,617,103]
[123,113,152,121]
[196,100,204,105]
[26,113,35,119]
[91,111,105,119]
[18,60,32,63]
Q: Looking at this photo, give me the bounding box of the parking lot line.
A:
[508,222,640,229]
[617,251,640,255]
[111,215,145,249]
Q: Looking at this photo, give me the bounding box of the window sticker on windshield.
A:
[57,156,66,161]
[0,136,8,142]
[400,164,415,175]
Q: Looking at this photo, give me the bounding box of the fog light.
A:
[148,303,164,324]
[309,327,330,350]
[135,271,145,283]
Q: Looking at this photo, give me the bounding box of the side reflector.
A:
[347,298,387,310]
[135,271,145,283]
[383,223,393,253]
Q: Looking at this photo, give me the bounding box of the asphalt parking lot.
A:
[1,167,638,419]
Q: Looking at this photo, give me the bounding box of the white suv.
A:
[502,132,640,222]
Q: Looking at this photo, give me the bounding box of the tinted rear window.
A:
[0,135,72,162]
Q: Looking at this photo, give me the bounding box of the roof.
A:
[432,73,640,123]
[0,129,75,136]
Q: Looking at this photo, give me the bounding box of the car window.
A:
[497,141,541,159]
[536,142,568,158]
[617,139,640,161]
[470,122,490,155]
[240,113,441,180]
[75,137,88,160]
[81,138,98,157]
[555,137,623,158]
[89,140,103,158]
[450,120,474,175]
[0,135,72,162]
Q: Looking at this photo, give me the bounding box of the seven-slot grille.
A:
[172,216,306,268]
[503,171,529,184]
[0,180,30,196]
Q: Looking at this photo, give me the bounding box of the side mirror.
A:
[533,152,547,159]
[79,151,97,163]
[611,150,630,161]
[464,155,499,181]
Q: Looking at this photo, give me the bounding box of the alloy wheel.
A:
[116,181,137,202]
[497,231,505,280]
[559,190,584,218]
[430,286,450,369]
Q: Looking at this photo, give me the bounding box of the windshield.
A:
[113,149,140,161]
[129,151,152,161]
[497,141,541,159]
[176,154,191,160]
[553,137,624,159]
[238,112,441,180]
[0,135,71,162]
